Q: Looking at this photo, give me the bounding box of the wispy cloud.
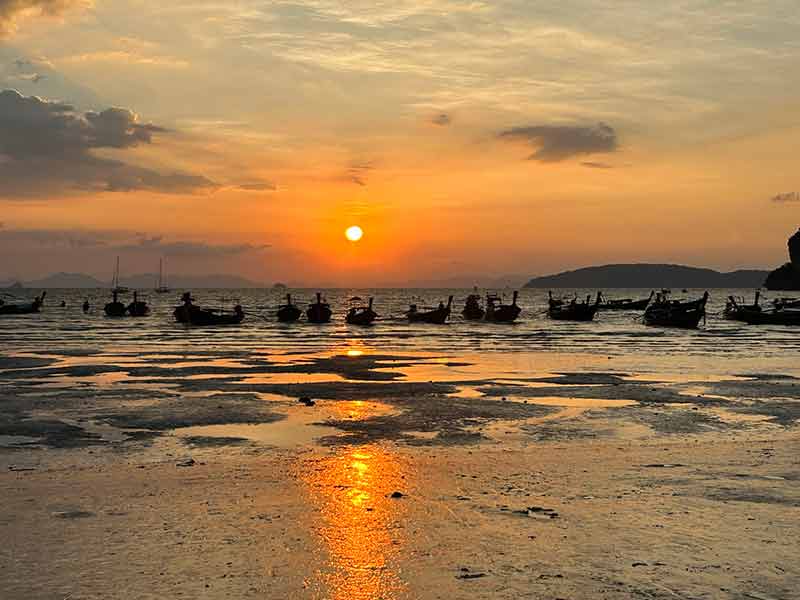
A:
[236,181,277,191]
[770,191,800,204]
[0,0,91,38]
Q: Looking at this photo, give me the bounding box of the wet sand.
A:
[2,350,799,599]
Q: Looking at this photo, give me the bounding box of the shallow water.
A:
[1,288,798,361]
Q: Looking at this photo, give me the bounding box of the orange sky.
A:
[1,1,798,285]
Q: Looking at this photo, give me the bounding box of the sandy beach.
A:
[2,346,799,599]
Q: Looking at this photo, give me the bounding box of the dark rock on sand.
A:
[52,510,95,519]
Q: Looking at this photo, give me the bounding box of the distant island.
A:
[524,264,768,289]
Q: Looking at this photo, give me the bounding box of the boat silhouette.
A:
[462,289,485,320]
[598,290,654,311]
[306,293,332,324]
[174,292,244,325]
[104,290,127,317]
[127,291,150,317]
[407,296,453,324]
[485,291,521,323]
[0,291,45,315]
[346,297,377,326]
[644,292,708,328]
[277,293,301,322]
[548,292,600,321]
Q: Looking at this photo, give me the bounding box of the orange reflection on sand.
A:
[302,444,409,600]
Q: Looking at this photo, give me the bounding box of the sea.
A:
[1,287,797,362]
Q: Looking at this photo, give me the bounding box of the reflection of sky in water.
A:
[301,444,408,600]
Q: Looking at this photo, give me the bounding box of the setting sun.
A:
[345,225,363,242]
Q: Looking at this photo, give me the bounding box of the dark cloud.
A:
[770,192,800,204]
[0,89,215,197]
[431,113,451,126]
[237,181,276,191]
[0,227,111,248]
[116,238,270,257]
[0,0,88,37]
[0,227,269,257]
[499,122,618,162]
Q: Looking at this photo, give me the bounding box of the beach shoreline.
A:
[2,348,799,599]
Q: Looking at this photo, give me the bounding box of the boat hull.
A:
[738,310,800,326]
[486,305,521,323]
[0,302,42,315]
[104,302,127,317]
[127,302,150,317]
[174,305,244,326]
[408,308,450,324]
[346,308,377,326]
[643,294,708,329]
[277,305,301,322]
[599,298,651,311]
[307,305,332,324]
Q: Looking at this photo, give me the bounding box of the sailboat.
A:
[155,258,170,294]
[111,257,129,293]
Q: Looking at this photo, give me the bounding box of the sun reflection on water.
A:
[301,443,409,600]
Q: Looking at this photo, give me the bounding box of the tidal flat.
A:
[1,344,799,599]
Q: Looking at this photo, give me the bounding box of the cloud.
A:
[116,237,270,257]
[770,192,800,204]
[0,0,90,37]
[0,89,214,197]
[343,161,374,186]
[0,227,111,247]
[431,113,450,126]
[237,181,277,191]
[581,161,614,169]
[0,227,269,256]
[498,122,618,162]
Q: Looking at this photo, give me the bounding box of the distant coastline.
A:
[524,264,768,289]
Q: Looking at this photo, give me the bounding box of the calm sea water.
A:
[1,288,797,360]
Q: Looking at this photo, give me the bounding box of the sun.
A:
[345,225,363,242]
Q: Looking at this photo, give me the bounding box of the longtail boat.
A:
[644,292,708,328]
[598,290,654,311]
[127,291,150,317]
[104,290,127,317]
[738,307,800,326]
[408,296,453,324]
[485,291,521,323]
[346,297,377,326]
[0,291,46,315]
[306,292,332,324]
[773,297,800,310]
[462,290,485,320]
[724,291,761,321]
[277,293,301,322]
[174,292,244,325]
[548,292,600,321]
